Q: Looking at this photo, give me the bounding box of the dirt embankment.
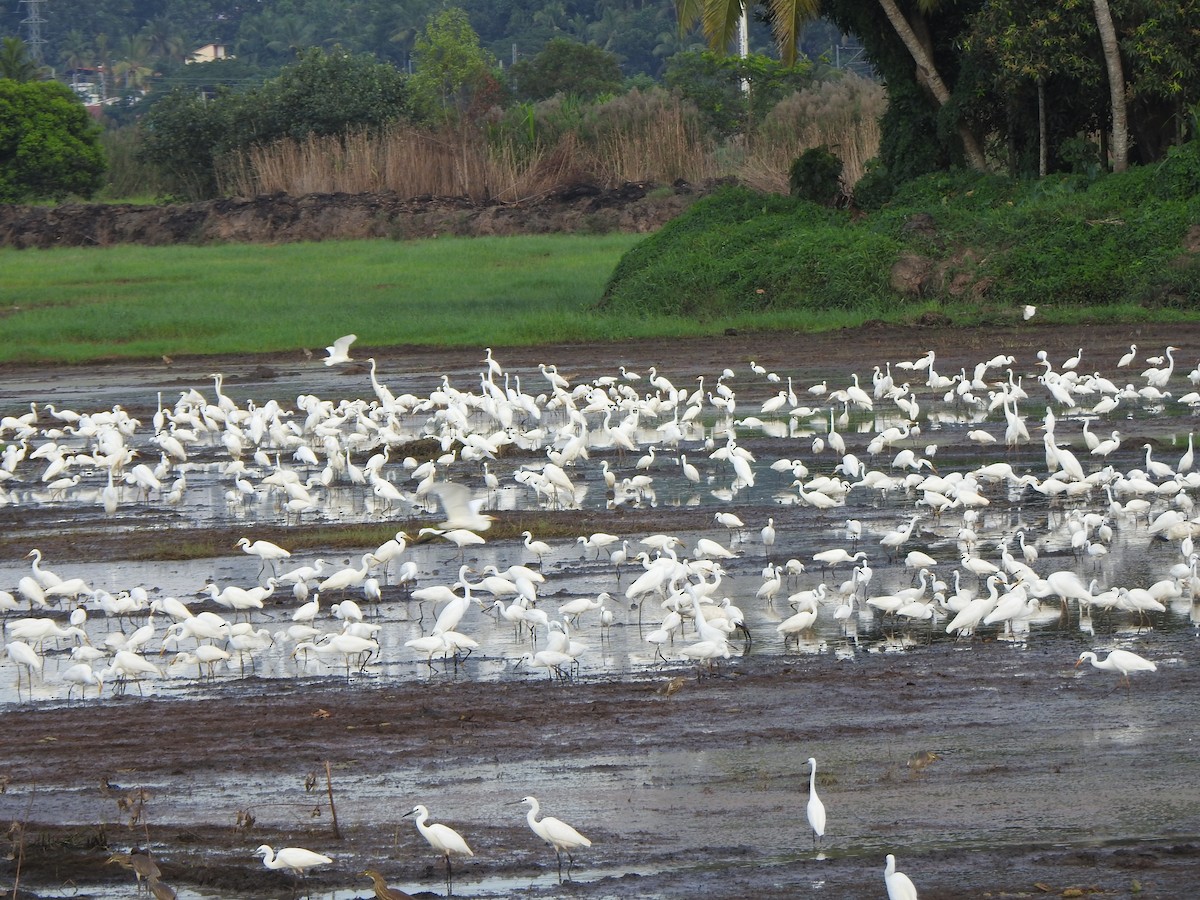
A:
[0,181,707,249]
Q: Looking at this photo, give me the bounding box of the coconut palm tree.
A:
[0,36,43,82]
[113,34,154,93]
[142,17,187,66]
[58,30,92,86]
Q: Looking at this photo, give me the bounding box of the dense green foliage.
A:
[0,0,726,83]
[0,36,44,81]
[601,142,1200,318]
[137,48,409,198]
[0,79,105,201]
[407,8,503,123]
[664,50,814,137]
[788,145,842,204]
[510,38,622,102]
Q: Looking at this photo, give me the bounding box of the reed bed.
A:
[221,79,883,201]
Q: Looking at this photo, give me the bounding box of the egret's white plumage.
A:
[519,796,592,880]
[805,756,826,849]
[323,333,357,366]
[884,853,918,900]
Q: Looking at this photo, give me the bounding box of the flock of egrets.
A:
[2,335,1187,706]
[2,333,1196,895]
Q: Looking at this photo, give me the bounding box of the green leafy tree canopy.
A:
[510,37,622,102]
[0,79,105,201]
[409,8,503,123]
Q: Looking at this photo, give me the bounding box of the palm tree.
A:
[58,30,92,85]
[1091,0,1128,172]
[94,33,112,100]
[142,17,187,66]
[676,0,818,67]
[265,13,319,59]
[0,36,43,82]
[113,34,154,93]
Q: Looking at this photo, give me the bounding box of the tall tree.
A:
[142,17,187,66]
[0,79,105,201]
[1091,0,1128,171]
[0,35,43,82]
[873,0,986,170]
[113,34,153,93]
[58,30,93,85]
[678,0,987,170]
[409,8,501,123]
[676,0,818,66]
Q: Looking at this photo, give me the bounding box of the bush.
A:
[0,79,105,202]
[850,159,895,209]
[137,47,409,199]
[788,146,843,205]
[510,38,622,102]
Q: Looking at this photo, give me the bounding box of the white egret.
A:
[1076,649,1157,687]
[235,537,291,576]
[255,844,332,883]
[404,804,473,893]
[518,796,592,881]
[323,333,357,365]
[432,481,494,532]
[521,530,553,562]
[805,756,826,849]
[884,853,918,900]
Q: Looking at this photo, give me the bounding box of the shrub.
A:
[789,146,843,205]
[850,159,895,209]
[0,79,105,202]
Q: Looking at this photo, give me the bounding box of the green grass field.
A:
[0,235,630,363]
[0,233,927,365]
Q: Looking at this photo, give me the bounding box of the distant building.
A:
[187,43,233,64]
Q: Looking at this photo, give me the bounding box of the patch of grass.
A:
[602,145,1200,325]
[0,234,641,364]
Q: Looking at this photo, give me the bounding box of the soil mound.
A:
[0,181,704,249]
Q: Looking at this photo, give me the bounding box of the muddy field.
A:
[3,322,1200,900]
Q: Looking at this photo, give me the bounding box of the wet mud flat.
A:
[4,321,1200,899]
[3,634,1199,900]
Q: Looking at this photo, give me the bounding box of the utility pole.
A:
[737,7,749,95]
[19,0,48,65]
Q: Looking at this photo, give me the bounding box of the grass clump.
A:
[601,144,1200,324]
[599,185,904,320]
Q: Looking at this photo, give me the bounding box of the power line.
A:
[19,0,48,64]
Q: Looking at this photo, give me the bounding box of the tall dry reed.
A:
[220,79,885,201]
[741,75,886,193]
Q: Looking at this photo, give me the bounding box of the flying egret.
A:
[805,756,826,850]
[518,795,592,881]
[323,333,357,366]
[404,804,473,894]
[884,853,919,900]
[432,481,494,532]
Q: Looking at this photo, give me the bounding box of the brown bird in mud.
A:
[148,876,178,900]
[363,868,416,900]
[906,750,941,777]
[106,849,161,892]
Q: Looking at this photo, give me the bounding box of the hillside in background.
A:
[1,0,851,85]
